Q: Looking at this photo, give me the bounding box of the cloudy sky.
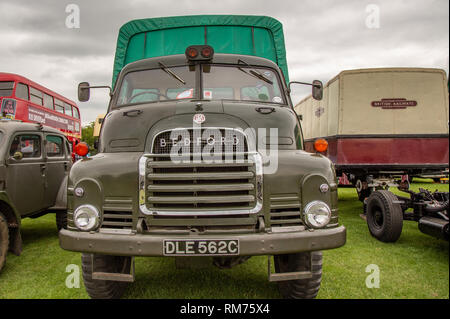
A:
[0,0,448,125]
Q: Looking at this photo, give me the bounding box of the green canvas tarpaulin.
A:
[112,15,289,88]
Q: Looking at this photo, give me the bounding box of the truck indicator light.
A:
[314,139,328,153]
[74,142,89,157]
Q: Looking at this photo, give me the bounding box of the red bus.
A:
[0,72,81,152]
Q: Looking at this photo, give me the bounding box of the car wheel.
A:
[274,251,322,299]
[56,211,67,231]
[81,253,130,299]
[0,212,9,272]
[366,190,403,242]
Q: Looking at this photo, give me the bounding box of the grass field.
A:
[0,180,448,299]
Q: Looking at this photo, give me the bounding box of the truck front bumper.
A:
[59,226,346,256]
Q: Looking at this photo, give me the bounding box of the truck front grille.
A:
[141,155,261,215]
[140,129,261,216]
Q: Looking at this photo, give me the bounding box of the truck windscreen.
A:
[116,64,286,106]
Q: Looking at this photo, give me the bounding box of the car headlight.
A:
[73,205,100,231]
[303,201,331,228]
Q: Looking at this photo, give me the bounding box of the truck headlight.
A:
[73,205,100,231]
[304,201,331,228]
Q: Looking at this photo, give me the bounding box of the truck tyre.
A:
[274,251,322,299]
[0,212,9,272]
[81,254,130,299]
[56,211,67,231]
[366,190,403,242]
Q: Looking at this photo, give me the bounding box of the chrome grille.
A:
[140,129,262,216]
[142,155,260,214]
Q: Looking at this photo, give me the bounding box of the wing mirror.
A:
[78,82,90,102]
[289,80,324,101]
[78,82,112,102]
[312,80,323,101]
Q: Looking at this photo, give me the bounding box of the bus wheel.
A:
[81,254,130,299]
[274,251,322,299]
[56,211,67,231]
[0,212,9,272]
[366,190,403,242]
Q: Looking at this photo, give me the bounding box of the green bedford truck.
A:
[59,15,346,299]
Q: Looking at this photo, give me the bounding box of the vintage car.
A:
[0,120,71,271]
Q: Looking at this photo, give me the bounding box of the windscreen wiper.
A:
[158,62,186,85]
[237,59,273,85]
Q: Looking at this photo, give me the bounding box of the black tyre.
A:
[366,190,403,242]
[274,251,322,299]
[0,212,9,272]
[81,253,131,299]
[56,211,67,231]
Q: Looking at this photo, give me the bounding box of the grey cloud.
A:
[0,0,448,125]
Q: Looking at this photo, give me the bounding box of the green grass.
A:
[0,180,448,299]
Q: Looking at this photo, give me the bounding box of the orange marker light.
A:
[74,142,89,157]
[187,48,198,58]
[314,139,328,153]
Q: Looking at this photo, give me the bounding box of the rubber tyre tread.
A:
[0,212,9,272]
[366,190,403,242]
[274,251,322,299]
[81,253,129,299]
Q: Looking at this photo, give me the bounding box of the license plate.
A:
[163,239,239,256]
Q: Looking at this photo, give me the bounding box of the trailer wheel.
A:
[0,213,9,272]
[366,190,403,242]
[274,251,322,299]
[81,254,130,299]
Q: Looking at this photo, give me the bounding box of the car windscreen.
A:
[202,65,286,105]
[117,65,196,106]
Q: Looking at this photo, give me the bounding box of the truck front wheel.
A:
[366,190,403,242]
[81,254,130,299]
[274,251,322,299]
